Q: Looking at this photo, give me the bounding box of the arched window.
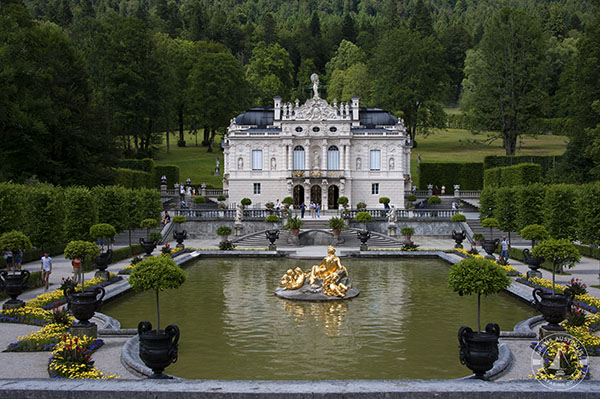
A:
[327,146,339,170]
[293,146,305,170]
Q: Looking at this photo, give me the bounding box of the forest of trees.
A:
[1,0,600,186]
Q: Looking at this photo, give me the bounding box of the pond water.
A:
[103,257,537,380]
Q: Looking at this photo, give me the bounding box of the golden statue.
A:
[279,246,350,297]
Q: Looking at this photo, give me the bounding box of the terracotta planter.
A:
[458,323,500,379]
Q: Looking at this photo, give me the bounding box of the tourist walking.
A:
[41,252,52,290]
[300,203,306,218]
[500,237,509,260]
[72,258,82,284]
[3,250,13,271]
[14,249,22,270]
[316,203,321,218]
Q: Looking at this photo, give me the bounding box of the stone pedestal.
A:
[160,184,167,193]
[268,244,277,251]
[539,325,569,341]
[70,323,98,339]
[388,224,397,237]
[2,300,25,310]
[288,234,300,246]
[360,244,368,251]
[527,270,542,279]
[214,167,220,176]
[94,270,110,281]
[234,223,243,236]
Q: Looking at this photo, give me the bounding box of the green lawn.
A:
[153,129,568,189]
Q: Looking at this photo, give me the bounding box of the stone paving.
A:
[1,235,600,383]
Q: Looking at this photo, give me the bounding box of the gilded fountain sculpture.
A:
[275,246,359,301]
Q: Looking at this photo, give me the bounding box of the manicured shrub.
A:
[356,202,367,209]
[217,195,227,202]
[216,226,232,236]
[64,186,98,242]
[407,194,417,202]
[451,214,467,222]
[119,158,154,173]
[379,197,390,205]
[419,162,484,193]
[577,183,600,245]
[265,215,280,223]
[284,217,304,230]
[494,187,518,239]
[172,216,186,224]
[481,218,500,240]
[516,183,546,231]
[328,217,347,231]
[240,198,252,208]
[479,188,497,221]
[111,245,143,263]
[484,164,542,188]
[0,231,32,253]
[24,184,65,250]
[134,188,162,223]
[282,197,294,207]
[355,212,372,223]
[114,168,153,189]
[400,227,415,236]
[428,195,441,205]
[193,196,206,204]
[337,196,349,207]
[484,155,561,177]
[89,224,116,242]
[93,186,129,233]
[0,183,26,236]
[520,224,549,248]
[154,165,180,188]
[483,167,502,189]
[543,184,578,240]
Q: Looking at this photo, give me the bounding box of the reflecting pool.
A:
[103,258,536,380]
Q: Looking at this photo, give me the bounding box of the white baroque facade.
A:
[223,74,411,210]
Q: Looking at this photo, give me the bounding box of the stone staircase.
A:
[466,219,529,246]
[233,218,405,248]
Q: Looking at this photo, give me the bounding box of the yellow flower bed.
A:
[530,339,588,381]
[452,248,519,275]
[25,275,115,308]
[48,334,118,379]
[2,307,53,322]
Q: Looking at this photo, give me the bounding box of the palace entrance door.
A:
[293,185,304,206]
[328,185,339,209]
[310,185,322,206]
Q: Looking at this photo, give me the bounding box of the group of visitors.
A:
[2,250,23,271]
[298,202,320,218]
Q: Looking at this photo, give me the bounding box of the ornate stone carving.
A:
[294,98,340,121]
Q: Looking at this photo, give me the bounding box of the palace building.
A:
[222,74,412,210]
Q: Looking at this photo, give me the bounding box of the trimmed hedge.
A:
[154,165,180,188]
[114,168,153,189]
[484,155,562,176]
[418,162,483,193]
[112,244,143,263]
[0,245,66,269]
[574,244,600,260]
[119,158,155,174]
[484,163,542,188]
[543,184,577,240]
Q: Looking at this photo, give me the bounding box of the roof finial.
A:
[310,73,319,99]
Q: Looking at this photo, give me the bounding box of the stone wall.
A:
[349,221,463,236]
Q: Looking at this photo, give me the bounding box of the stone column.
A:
[321,142,327,171]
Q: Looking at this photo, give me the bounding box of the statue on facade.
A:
[235,205,243,223]
[387,206,397,224]
[313,151,320,169]
[276,246,359,301]
[311,73,320,99]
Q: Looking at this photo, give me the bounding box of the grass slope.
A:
[153,129,568,189]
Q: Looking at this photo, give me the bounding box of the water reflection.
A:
[283,301,348,337]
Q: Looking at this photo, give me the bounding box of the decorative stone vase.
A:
[452,230,467,249]
[533,288,574,331]
[64,286,105,326]
[357,230,371,245]
[458,323,500,379]
[94,249,113,271]
[0,270,30,308]
[522,249,544,270]
[481,239,498,260]
[265,230,279,246]
[139,238,157,256]
[138,321,180,379]
[173,230,187,248]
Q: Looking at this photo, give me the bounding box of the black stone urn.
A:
[173,230,187,248]
[481,239,498,260]
[138,321,180,379]
[452,230,467,249]
[357,230,371,245]
[458,323,500,379]
[64,286,106,326]
[94,249,113,271]
[0,270,30,308]
[523,249,544,271]
[533,288,574,331]
[139,237,157,256]
[265,229,279,250]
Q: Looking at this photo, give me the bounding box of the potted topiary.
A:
[520,224,548,272]
[451,214,467,223]
[451,214,467,248]
[400,227,414,242]
[532,238,581,332]
[282,197,294,211]
[172,216,187,248]
[407,194,417,202]
[217,194,226,202]
[129,255,186,379]
[428,195,442,206]
[337,196,349,210]
[63,240,104,327]
[0,231,32,307]
[89,223,116,272]
[240,198,252,209]
[356,202,367,211]
[216,226,232,242]
[140,218,160,256]
[355,212,372,249]
[473,233,485,246]
[193,196,206,207]
[448,257,511,379]
[481,218,500,259]
[284,216,304,236]
[328,216,347,239]
[379,197,390,208]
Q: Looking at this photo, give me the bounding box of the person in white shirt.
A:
[41,253,52,290]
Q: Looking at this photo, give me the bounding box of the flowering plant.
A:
[51,302,72,326]
[530,338,588,381]
[60,277,77,292]
[161,243,171,254]
[566,305,587,327]
[48,334,117,379]
[131,254,143,265]
[568,278,587,295]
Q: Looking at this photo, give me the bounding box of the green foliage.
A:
[193,196,206,204]
[172,216,186,224]
[119,158,155,173]
[401,227,415,236]
[140,218,159,229]
[337,196,349,207]
[265,215,280,223]
[134,188,162,223]
[129,256,186,293]
[282,197,294,207]
[63,186,98,242]
[479,188,497,220]
[0,183,26,236]
[111,245,143,263]
[355,212,372,223]
[64,241,100,261]
[356,202,366,209]
[419,163,484,193]
[216,226,232,236]
[89,224,116,240]
[516,183,546,230]
[114,168,153,189]
[328,217,347,231]
[520,225,549,242]
[149,232,163,242]
[484,155,562,177]
[577,183,600,245]
[494,187,518,234]
[217,195,227,202]
[247,42,293,104]
[379,197,390,204]
[543,184,578,240]
[92,186,129,233]
[0,231,32,252]
[284,216,304,230]
[428,196,442,205]
[484,164,542,188]
[240,198,252,207]
[154,165,180,188]
[532,238,581,270]
[448,257,511,296]
[451,214,467,222]
[407,194,417,202]
[473,233,485,242]
[481,218,500,228]
[24,184,64,250]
